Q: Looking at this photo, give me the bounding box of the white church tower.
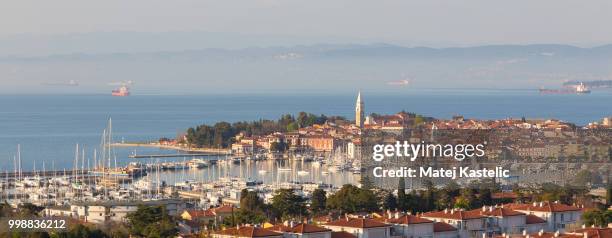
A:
[355,91,364,128]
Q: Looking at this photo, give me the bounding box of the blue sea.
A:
[1,89,610,171]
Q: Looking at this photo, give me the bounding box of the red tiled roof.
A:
[324,218,390,229]
[267,224,292,233]
[433,222,457,232]
[213,226,282,237]
[184,209,215,218]
[512,232,582,238]
[291,223,331,234]
[375,214,433,225]
[331,231,358,238]
[474,207,525,217]
[268,223,331,234]
[313,215,333,223]
[213,205,235,214]
[421,209,486,220]
[505,202,581,213]
[569,227,612,238]
[525,214,547,224]
[492,192,519,199]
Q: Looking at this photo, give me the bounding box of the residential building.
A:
[421,208,487,238]
[267,223,333,238]
[505,202,582,232]
[476,206,527,235]
[525,215,548,234]
[433,222,460,238]
[323,217,391,238]
[374,212,434,238]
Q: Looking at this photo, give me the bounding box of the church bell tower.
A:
[355,91,364,128]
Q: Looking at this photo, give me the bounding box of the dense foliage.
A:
[582,209,612,227]
[310,189,327,215]
[185,112,341,148]
[326,184,378,213]
[125,205,177,238]
[271,189,308,221]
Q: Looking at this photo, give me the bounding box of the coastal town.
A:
[0,92,610,238]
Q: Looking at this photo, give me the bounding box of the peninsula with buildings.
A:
[1,92,611,238]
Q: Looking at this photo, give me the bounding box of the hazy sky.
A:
[2,0,612,47]
[2,0,612,94]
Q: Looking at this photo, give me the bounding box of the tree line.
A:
[185,112,344,148]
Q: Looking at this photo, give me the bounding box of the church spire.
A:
[355,91,364,128]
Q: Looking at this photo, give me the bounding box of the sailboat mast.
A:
[74,144,79,182]
[17,144,22,182]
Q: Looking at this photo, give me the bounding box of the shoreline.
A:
[110,143,231,154]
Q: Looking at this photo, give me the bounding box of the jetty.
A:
[128,153,227,158]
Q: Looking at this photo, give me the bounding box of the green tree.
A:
[327,184,378,214]
[270,141,289,152]
[0,201,13,217]
[310,189,327,215]
[361,176,375,190]
[606,181,612,206]
[414,115,425,125]
[582,209,612,227]
[271,189,308,220]
[125,205,177,238]
[460,188,476,209]
[223,209,267,227]
[382,192,397,211]
[51,224,108,238]
[422,180,436,211]
[287,122,299,131]
[18,203,44,217]
[240,190,264,212]
[454,197,470,209]
[573,170,599,187]
[397,177,407,211]
[479,188,493,206]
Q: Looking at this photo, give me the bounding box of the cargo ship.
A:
[112,86,130,96]
[539,82,590,94]
[575,82,591,94]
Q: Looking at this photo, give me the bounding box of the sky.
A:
[1,0,612,94]
[2,0,612,48]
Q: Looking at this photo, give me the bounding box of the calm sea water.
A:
[1,89,610,171]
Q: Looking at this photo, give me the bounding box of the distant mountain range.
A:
[563,80,612,88]
[2,42,612,93]
[3,43,612,62]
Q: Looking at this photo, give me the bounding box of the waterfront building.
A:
[43,206,73,217]
[347,139,362,159]
[363,111,414,133]
[232,142,255,155]
[70,199,187,224]
[355,91,364,128]
[603,117,611,127]
[302,135,338,152]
